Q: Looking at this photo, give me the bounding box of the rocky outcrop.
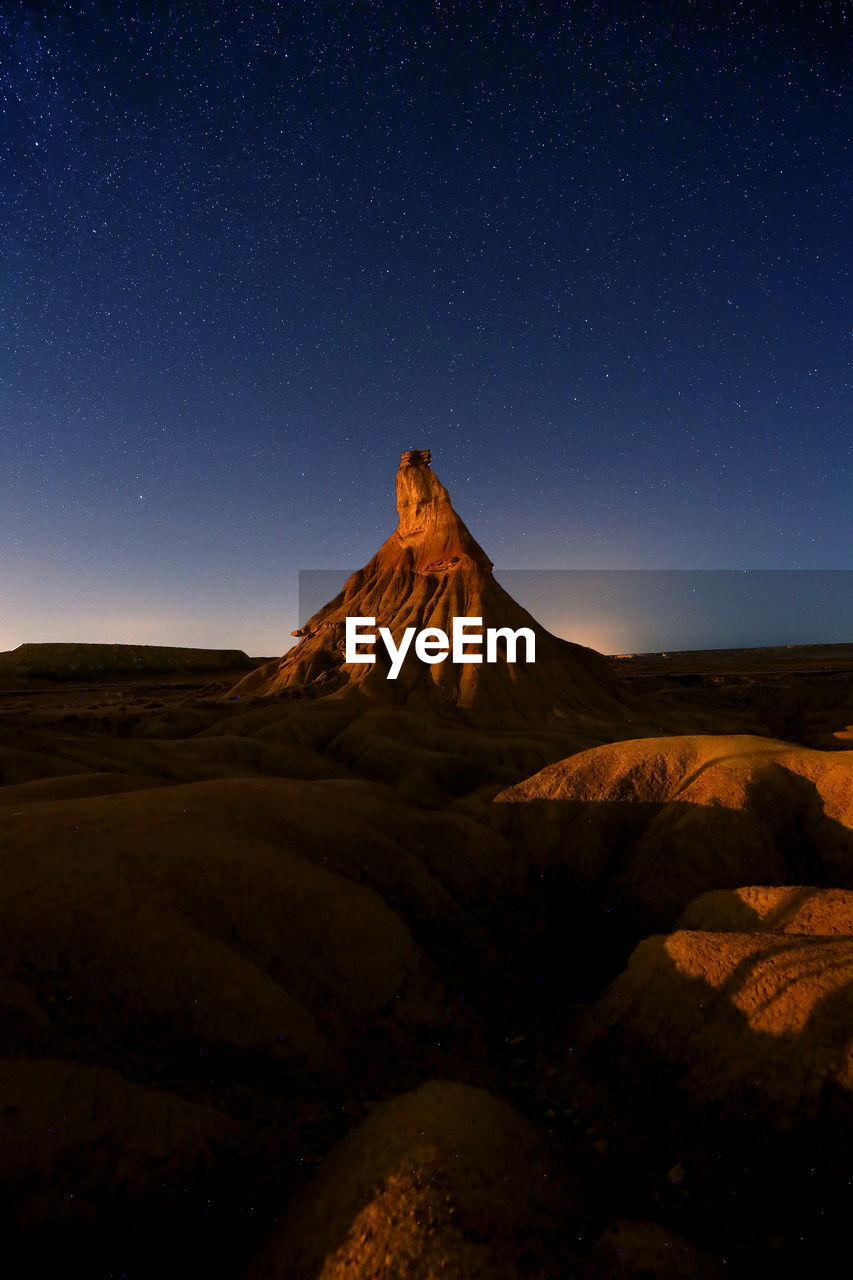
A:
[248,1080,562,1279]
[0,1058,236,1237]
[230,451,620,725]
[588,918,853,1114]
[0,777,465,1077]
[676,885,853,934]
[492,735,853,936]
[578,887,853,1264]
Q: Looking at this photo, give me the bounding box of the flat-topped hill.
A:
[0,642,256,682]
[609,641,853,677]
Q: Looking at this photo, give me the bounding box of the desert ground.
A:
[3,456,853,1278]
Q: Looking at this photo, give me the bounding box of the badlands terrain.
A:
[2,451,853,1278]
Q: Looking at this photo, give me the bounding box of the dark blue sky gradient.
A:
[1,2,849,652]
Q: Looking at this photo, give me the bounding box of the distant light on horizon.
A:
[295,569,853,658]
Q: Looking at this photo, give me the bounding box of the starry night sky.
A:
[1,2,849,654]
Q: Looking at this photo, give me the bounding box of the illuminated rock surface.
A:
[230,451,619,724]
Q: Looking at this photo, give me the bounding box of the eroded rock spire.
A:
[229,448,618,721]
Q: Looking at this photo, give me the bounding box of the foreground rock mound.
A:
[250,1080,562,1279]
[590,913,853,1114]
[677,885,853,934]
[0,1058,235,1234]
[231,450,619,725]
[494,735,853,936]
[579,886,853,1265]
[0,778,488,1079]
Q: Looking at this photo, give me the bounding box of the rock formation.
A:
[587,906,853,1115]
[493,734,853,935]
[249,1080,561,1280]
[231,450,619,724]
[8,458,853,1275]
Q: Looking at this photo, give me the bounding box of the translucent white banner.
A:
[298,570,853,655]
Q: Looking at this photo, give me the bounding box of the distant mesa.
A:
[0,642,255,682]
[231,449,620,722]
